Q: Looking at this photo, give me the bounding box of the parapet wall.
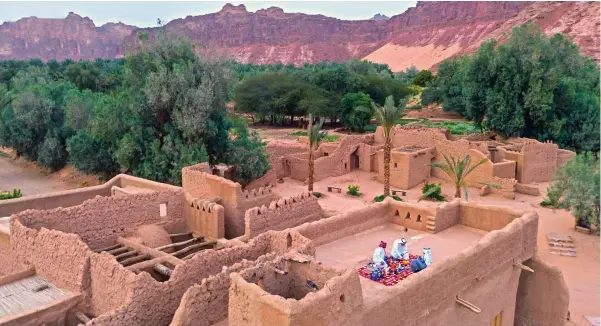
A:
[185,197,225,240]
[182,163,277,238]
[387,200,437,232]
[460,201,523,231]
[518,142,559,183]
[14,189,186,249]
[244,191,323,239]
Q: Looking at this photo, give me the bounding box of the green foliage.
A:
[412,70,434,87]
[313,192,323,198]
[374,194,403,202]
[432,24,600,152]
[418,182,446,202]
[0,189,22,200]
[347,184,360,197]
[431,154,488,198]
[67,131,119,175]
[421,121,482,135]
[420,86,441,106]
[308,115,328,150]
[340,92,373,132]
[37,131,68,171]
[374,95,407,139]
[394,66,419,85]
[541,153,599,227]
[323,135,340,142]
[289,131,308,136]
[226,119,271,186]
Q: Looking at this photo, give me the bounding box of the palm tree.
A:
[373,95,406,196]
[431,154,488,198]
[307,113,327,192]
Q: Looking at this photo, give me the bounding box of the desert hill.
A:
[0,2,598,71]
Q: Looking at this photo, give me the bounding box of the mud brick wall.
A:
[87,253,137,317]
[518,142,559,183]
[459,201,523,231]
[432,199,461,233]
[388,200,437,232]
[493,160,517,179]
[556,149,576,167]
[185,198,225,240]
[244,191,323,239]
[266,141,308,178]
[514,255,570,326]
[364,212,539,326]
[15,190,186,249]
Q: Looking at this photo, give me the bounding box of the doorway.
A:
[350,149,360,171]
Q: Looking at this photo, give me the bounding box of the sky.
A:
[0,1,417,27]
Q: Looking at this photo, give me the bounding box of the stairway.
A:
[426,216,436,233]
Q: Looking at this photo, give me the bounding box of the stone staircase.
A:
[426,216,436,233]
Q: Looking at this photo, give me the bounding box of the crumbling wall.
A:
[284,134,374,182]
[294,202,389,246]
[87,253,137,317]
[89,231,313,326]
[388,200,437,232]
[266,141,308,178]
[245,167,277,190]
[460,201,523,231]
[185,197,225,240]
[244,192,323,239]
[10,219,91,292]
[229,259,363,326]
[170,253,277,326]
[182,164,277,238]
[518,142,559,183]
[15,190,186,249]
[0,231,26,277]
[556,149,576,167]
[514,255,570,326]
[364,212,539,326]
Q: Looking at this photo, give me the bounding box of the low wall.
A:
[493,160,517,179]
[514,183,541,196]
[89,230,314,326]
[245,168,277,190]
[185,197,225,240]
[459,202,523,231]
[432,199,461,233]
[15,190,186,249]
[266,141,308,178]
[388,200,437,232]
[556,149,576,167]
[170,253,277,326]
[294,202,389,246]
[518,142,558,183]
[244,191,323,239]
[86,253,138,317]
[364,212,539,326]
[0,232,26,277]
[514,255,570,326]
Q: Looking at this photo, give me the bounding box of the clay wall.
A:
[284,134,374,182]
[364,212,539,326]
[244,191,323,239]
[514,255,570,326]
[518,142,559,183]
[469,141,490,157]
[514,183,541,196]
[377,146,435,189]
[0,232,26,277]
[0,174,180,218]
[182,164,277,238]
[15,190,186,249]
[493,160,517,179]
[229,259,363,326]
[556,149,576,167]
[432,199,461,232]
[294,202,389,246]
[170,253,277,326]
[357,142,382,173]
[266,141,308,178]
[185,197,225,240]
[244,168,277,190]
[89,230,314,326]
[387,200,437,232]
[459,201,524,232]
[86,253,137,317]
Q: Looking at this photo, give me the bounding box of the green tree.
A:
[431,154,487,198]
[226,119,271,186]
[37,130,68,171]
[340,92,373,132]
[374,95,406,196]
[412,69,434,87]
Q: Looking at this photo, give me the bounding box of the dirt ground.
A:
[274,171,600,325]
[0,148,99,196]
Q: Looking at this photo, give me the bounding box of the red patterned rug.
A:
[357,255,418,286]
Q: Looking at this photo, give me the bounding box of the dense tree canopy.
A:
[428,24,600,152]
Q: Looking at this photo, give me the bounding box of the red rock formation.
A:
[0,2,598,70]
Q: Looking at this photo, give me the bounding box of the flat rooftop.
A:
[315,223,487,308]
[0,275,71,318]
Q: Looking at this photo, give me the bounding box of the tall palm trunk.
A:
[308,147,314,191]
[454,187,461,198]
[383,138,391,196]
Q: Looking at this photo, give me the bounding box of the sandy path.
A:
[0,155,72,197]
[275,171,599,325]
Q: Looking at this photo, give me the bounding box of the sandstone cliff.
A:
[0,2,598,71]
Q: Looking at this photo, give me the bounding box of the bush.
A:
[374,194,403,202]
[347,184,360,197]
[420,86,441,105]
[541,153,599,227]
[412,70,434,87]
[419,182,446,202]
[37,132,68,171]
[323,135,340,142]
[289,131,307,136]
[0,189,22,200]
[313,192,322,198]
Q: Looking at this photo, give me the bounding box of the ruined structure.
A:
[0,157,572,325]
[277,126,575,198]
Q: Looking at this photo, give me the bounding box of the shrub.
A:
[418,182,446,202]
[289,131,307,136]
[347,184,360,197]
[323,135,340,142]
[313,192,322,198]
[374,194,403,202]
[0,189,22,200]
[412,70,434,87]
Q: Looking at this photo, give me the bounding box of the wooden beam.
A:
[121,254,151,267]
[513,261,534,273]
[154,236,205,252]
[115,250,138,261]
[169,232,193,238]
[75,312,91,324]
[153,264,173,277]
[93,243,121,253]
[106,247,129,255]
[171,240,217,258]
[455,295,481,313]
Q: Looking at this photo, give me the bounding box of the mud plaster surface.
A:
[274,172,599,325]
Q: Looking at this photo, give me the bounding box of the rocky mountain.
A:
[370,14,390,21]
[0,2,598,71]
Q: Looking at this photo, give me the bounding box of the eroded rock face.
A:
[0,2,598,69]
